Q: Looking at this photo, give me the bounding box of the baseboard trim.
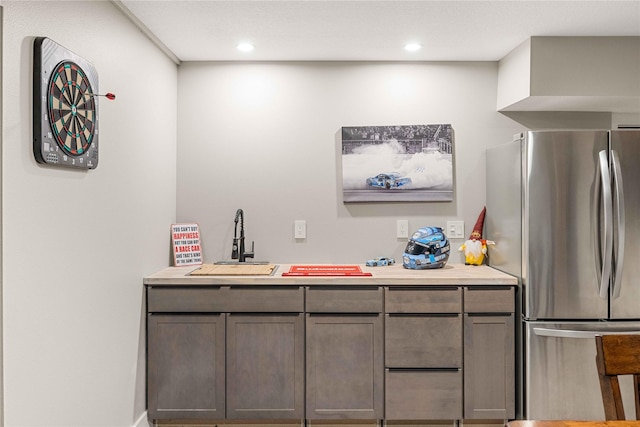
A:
[134,411,150,427]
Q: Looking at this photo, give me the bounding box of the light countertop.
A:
[144,263,518,286]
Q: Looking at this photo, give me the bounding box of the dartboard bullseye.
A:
[33,37,100,169]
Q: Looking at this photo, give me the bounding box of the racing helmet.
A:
[402,226,450,269]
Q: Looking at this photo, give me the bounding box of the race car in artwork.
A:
[366,172,412,189]
[365,256,396,267]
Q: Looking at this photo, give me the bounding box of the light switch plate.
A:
[447,220,465,238]
[294,220,306,239]
[397,220,409,238]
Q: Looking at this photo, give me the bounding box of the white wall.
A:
[177,62,523,264]
[2,1,177,426]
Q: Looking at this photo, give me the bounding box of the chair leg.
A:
[610,376,626,420]
[596,340,626,420]
[598,369,623,419]
[634,374,640,420]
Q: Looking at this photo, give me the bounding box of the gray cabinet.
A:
[463,287,516,420]
[226,314,304,419]
[146,285,304,422]
[305,287,384,420]
[384,287,463,420]
[224,286,305,420]
[147,314,226,419]
[146,283,515,424]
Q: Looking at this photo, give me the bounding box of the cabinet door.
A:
[464,313,515,419]
[226,314,304,419]
[306,314,383,420]
[147,314,225,419]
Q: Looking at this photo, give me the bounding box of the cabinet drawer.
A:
[227,287,304,312]
[464,287,515,313]
[306,287,382,313]
[385,369,462,420]
[147,286,304,313]
[148,287,227,312]
[385,314,462,368]
[385,287,461,313]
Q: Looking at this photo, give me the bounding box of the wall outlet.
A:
[397,219,409,239]
[447,220,465,239]
[294,220,306,239]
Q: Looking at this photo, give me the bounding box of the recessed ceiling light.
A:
[237,43,255,52]
[404,43,422,52]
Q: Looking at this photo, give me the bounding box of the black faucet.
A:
[232,209,254,262]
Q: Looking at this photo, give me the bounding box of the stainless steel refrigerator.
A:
[486,130,640,420]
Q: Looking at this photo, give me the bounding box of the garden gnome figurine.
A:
[458,207,495,266]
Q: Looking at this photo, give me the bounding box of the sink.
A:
[214,260,270,265]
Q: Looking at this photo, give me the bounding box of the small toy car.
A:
[366,257,396,267]
[366,173,412,189]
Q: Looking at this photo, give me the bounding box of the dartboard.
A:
[33,37,99,169]
[48,61,96,156]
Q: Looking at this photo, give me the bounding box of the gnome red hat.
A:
[469,207,486,240]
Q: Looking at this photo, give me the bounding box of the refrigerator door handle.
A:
[533,327,640,339]
[598,150,613,299]
[611,150,625,299]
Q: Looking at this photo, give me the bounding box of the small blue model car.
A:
[366,257,396,267]
[366,173,412,189]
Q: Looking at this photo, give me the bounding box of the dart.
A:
[89,92,116,100]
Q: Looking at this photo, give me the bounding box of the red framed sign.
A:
[171,223,202,266]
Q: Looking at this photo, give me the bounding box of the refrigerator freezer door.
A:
[525,321,640,420]
[525,131,609,320]
[610,130,640,319]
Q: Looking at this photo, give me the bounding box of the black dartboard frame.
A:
[33,37,99,169]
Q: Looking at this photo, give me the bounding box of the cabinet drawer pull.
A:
[465,286,513,291]
[387,367,460,372]
[388,313,459,318]
[466,313,512,317]
[308,312,380,317]
[309,285,379,291]
[148,312,223,316]
[229,285,301,290]
[388,286,459,291]
[228,312,301,316]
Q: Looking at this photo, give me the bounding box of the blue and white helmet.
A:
[402,226,450,269]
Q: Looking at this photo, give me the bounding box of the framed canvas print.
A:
[341,124,454,203]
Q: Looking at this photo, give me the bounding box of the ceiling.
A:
[117,0,640,63]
